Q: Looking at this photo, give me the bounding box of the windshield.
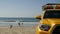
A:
[44,10,60,18]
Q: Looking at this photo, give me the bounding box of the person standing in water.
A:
[22,22,23,27]
[10,25,13,29]
[18,22,20,26]
[22,22,23,25]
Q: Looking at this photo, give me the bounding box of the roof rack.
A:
[46,3,60,5]
[42,3,60,10]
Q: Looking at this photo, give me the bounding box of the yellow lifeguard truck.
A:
[36,3,60,34]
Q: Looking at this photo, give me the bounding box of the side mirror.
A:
[36,15,41,19]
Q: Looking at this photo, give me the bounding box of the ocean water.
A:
[0,18,40,26]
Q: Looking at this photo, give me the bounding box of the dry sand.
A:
[0,26,36,34]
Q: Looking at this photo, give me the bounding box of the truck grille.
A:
[52,25,60,34]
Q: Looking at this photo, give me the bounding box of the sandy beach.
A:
[0,26,36,34]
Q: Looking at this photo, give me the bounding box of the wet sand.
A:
[0,26,36,34]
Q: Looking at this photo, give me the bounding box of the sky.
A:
[0,0,60,18]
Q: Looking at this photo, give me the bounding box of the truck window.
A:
[44,10,60,18]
